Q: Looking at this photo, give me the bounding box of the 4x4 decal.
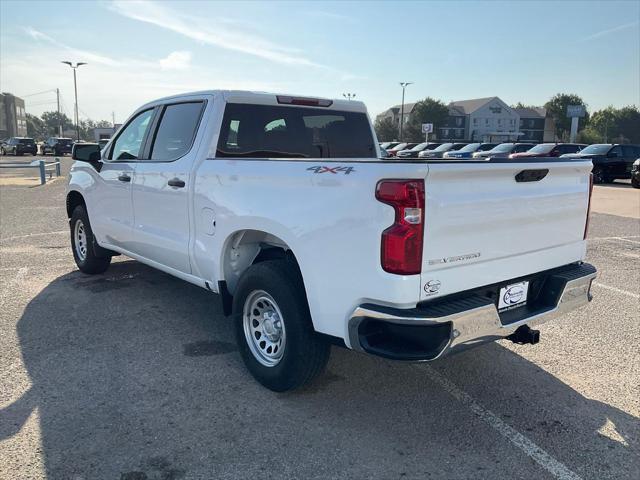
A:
[307,166,355,175]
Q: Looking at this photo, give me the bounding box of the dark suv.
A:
[0,137,38,156]
[41,137,74,156]
[560,144,640,183]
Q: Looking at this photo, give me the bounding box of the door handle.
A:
[168,178,185,188]
[118,174,131,182]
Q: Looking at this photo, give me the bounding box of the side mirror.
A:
[72,143,102,170]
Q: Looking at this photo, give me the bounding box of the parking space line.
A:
[612,237,640,245]
[0,230,67,243]
[419,365,583,480]
[588,236,640,241]
[593,282,640,299]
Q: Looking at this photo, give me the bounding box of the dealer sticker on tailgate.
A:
[498,281,529,312]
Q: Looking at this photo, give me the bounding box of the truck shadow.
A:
[2,261,638,479]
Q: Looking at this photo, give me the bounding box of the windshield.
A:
[578,144,611,155]
[434,143,453,152]
[411,142,429,151]
[478,143,497,151]
[217,103,376,158]
[390,143,408,151]
[491,143,515,153]
[458,143,481,152]
[527,143,555,154]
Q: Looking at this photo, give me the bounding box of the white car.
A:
[67,90,597,391]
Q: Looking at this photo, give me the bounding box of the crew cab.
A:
[67,91,597,391]
[560,143,640,184]
[1,137,37,156]
[41,137,74,156]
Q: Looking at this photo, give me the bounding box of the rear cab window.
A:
[216,103,376,159]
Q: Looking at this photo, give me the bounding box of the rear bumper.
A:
[348,263,596,361]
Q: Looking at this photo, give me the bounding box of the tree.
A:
[576,126,602,144]
[40,111,74,137]
[26,113,47,140]
[374,117,398,142]
[402,98,449,142]
[544,93,589,141]
[586,106,640,143]
[511,102,537,110]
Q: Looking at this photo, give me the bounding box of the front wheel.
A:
[632,177,640,189]
[233,259,330,392]
[70,205,111,274]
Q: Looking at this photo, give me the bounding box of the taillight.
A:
[375,179,425,275]
[276,95,333,107]
[584,172,594,239]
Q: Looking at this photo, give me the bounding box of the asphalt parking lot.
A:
[1,156,638,480]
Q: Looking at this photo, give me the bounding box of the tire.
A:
[592,167,606,184]
[632,177,640,189]
[70,205,111,274]
[232,259,330,392]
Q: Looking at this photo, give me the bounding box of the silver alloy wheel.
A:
[74,219,88,262]
[243,290,286,367]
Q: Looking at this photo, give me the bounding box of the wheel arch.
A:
[219,229,302,296]
[66,190,86,218]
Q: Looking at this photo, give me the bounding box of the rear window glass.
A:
[216,104,375,159]
[19,139,35,144]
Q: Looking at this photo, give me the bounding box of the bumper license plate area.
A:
[498,281,529,312]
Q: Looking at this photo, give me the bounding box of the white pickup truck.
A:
[67,91,596,391]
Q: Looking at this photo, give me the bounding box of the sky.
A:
[1,0,638,123]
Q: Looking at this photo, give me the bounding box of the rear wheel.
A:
[592,167,606,184]
[70,205,111,274]
[233,259,330,392]
[632,177,640,189]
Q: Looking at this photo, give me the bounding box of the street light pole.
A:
[343,93,356,101]
[56,88,62,136]
[62,61,87,141]
[399,82,412,141]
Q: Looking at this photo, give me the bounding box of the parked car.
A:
[388,142,419,157]
[395,142,443,159]
[380,142,401,150]
[560,144,640,184]
[509,143,585,160]
[67,90,596,391]
[379,147,389,158]
[41,137,74,156]
[444,142,497,159]
[418,142,467,159]
[98,139,110,150]
[473,143,536,159]
[631,158,640,189]
[0,137,38,156]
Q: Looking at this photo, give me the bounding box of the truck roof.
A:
[140,90,368,114]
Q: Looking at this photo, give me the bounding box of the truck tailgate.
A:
[420,160,592,301]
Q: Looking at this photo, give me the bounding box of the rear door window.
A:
[149,102,205,161]
[622,145,638,158]
[216,103,375,158]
